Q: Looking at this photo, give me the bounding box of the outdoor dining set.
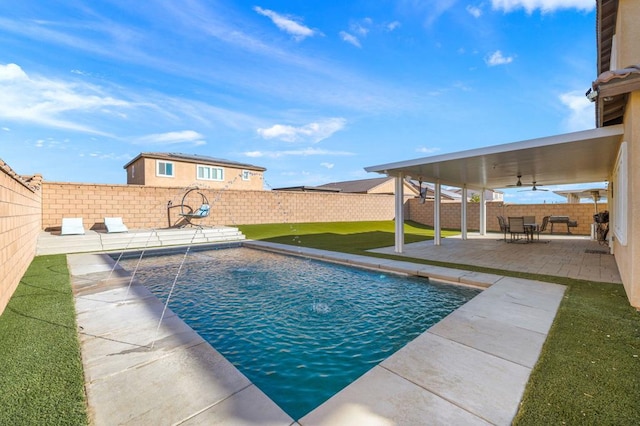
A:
[497,215,550,243]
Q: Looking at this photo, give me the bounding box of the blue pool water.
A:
[119,247,480,419]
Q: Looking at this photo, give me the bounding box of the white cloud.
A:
[466,5,483,18]
[133,130,206,146]
[559,90,594,132]
[254,7,318,41]
[0,63,132,135]
[416,146,441,154]
[339,31,361,48]
[242,147,354,159]
[257,118,346,143]
[351,18,372,36]
[387,21,401,31]
[2,127,9,131]
[320,162,334,169]
[485,50,514,66]
[491,0,595,14]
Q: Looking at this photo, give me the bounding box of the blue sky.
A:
[0,0,601,203]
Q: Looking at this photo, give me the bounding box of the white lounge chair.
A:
[61,218,85,235]
[104,217,129,233]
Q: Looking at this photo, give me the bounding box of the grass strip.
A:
[0,255,88,425]
[239,220,640,424]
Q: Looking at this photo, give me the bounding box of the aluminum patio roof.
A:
[365,125,624,191]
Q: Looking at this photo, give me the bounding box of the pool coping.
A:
[68,241,566,425]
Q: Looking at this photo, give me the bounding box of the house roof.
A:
[316,177,418,194]
[553,187,608,202]
[597,0,618,76]
[123,152,266,171]
[590,0,640,127]
[591,64,640,126]
[365,125,624,191]
[271,185,341,193]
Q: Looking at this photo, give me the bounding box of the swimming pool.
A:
[118,247,480,419]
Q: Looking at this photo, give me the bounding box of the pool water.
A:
[119,247,480,419]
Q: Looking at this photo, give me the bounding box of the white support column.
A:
[479,189,487,235]
[394,173,404,253]
[461,186,468,240]
[434,180,442,246]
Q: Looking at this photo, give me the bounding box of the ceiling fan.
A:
[507,175,523,187]
[519,181,548,192]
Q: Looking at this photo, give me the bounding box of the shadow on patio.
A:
[370,232,622,284]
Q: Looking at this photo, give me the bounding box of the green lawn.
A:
[2,221,638,424]
[239,221,640,424]
[0,255,88,425]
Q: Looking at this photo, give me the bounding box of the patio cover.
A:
[364,125,624,250]
[365,125,623,191]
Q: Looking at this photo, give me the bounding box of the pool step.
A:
[36,226,246,255]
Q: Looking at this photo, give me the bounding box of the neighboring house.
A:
[316,177,417,195]
[123,152,266,190]
[413,181,459,201]
[274,177,420,196]
[449,188,504,202]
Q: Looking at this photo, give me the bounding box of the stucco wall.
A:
[0,162,42,315]
[613,92,640,307]
[127,157,264,190]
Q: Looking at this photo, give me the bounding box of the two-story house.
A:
[123,152,266,190]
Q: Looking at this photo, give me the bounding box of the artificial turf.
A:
[2,221,638,424]
[0,255,88,425]
[239,220,640,424]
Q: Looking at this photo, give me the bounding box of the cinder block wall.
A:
[41,182,403,230]
[408,199,606,235]
[0,162,42,315]
[42,181,605,235]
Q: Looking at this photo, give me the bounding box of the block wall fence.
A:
[40,182,404,231]
[0,162,42,315]
[408,198,606,235]
[41,182,603,236]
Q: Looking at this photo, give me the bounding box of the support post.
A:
[434,181,441,246]
[394,173,404,253]
[461,186,468,240]
[479,189,487,235]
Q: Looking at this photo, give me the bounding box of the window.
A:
[156,160,174,177]
[197,165,224,181]
[242,170,251,181]
[612,142,627,245]
[131,165,135,179]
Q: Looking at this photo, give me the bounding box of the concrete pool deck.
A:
[68,241,566,425]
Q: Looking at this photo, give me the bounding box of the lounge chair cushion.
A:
[61,218,85,235]
[104,217,129,233]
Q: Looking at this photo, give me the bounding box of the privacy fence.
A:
[0,161,42,314]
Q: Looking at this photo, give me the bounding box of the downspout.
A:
[394,173,404,253]
[434,180,442,246]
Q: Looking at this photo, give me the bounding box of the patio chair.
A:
[61,217,85,235]
[104,217,129,233]
[508,217,528,243]
[523,216,537,240]
[179,202,210,227]
[497,216,509,241]
[539,216,550,234]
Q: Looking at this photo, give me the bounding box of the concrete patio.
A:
[66,238,576,425]
[371,232,622,284]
